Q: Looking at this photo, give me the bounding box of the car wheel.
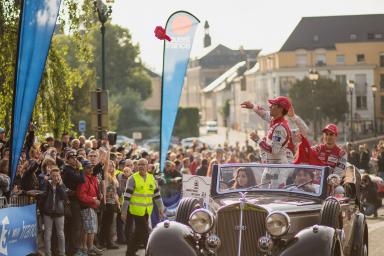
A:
[355,229,368,256]
[175,197,200,225]
[361,242,368,256]
[320,199,341,229]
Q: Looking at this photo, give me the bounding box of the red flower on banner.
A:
[154,26,171,42]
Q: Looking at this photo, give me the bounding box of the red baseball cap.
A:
[268,96,291,111]
[322,124,338,136]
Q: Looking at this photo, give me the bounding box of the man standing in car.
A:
[241,98,308,162]
[243,96,293,164]
[312,124,347,177]
[242,96,293,187]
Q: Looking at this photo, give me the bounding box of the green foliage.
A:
[0,1,20,133]
[0,0,95,138]
[0,0,152,139]
[174,108,200,138]
[128,108,200,140]
[89,23,152,100]
[221,99,230,125]
[289,77,348,123]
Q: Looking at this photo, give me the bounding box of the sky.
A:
[110,0,383,73]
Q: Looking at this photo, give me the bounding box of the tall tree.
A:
[87,23,152,136]
[289,77,348,124]
[89,23,152,99]
[0,0,95,138]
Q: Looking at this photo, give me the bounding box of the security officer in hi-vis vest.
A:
[121,158,164,256]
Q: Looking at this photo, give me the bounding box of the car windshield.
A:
[217,164,324,196]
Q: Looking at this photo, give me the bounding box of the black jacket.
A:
[362,182,379,206]
[41,181,68,217]
[62,164,85,194]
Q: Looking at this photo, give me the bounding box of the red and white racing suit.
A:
[256,117,292,187]
[312,144,347,177]
[253,105,309,163]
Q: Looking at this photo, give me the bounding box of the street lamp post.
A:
[347,80,355,141]
[309,69,319,141]
[94,0,113,140]
[372,85,377,137]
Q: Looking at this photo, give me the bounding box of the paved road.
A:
[199,126,252,148]
[105,208,384,256]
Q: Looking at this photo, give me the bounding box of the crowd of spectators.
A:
[1,124,384,255]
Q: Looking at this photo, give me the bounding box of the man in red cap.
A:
[312,124,347,177]
[241,96,308,163]
[241,96,292,164]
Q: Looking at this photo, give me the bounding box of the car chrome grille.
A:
[216,203,267,256]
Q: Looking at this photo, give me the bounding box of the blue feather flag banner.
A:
[10,0,62,183]
[160,11,199,172]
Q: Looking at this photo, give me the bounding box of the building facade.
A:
[252,14,384,138]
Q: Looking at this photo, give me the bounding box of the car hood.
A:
[212,194,322,213]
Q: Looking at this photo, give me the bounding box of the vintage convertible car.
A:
[146,163,368,256]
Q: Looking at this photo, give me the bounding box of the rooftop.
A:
[280,14,384,51]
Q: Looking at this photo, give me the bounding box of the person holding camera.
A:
[62,150,85,256]
[41,167,68,256]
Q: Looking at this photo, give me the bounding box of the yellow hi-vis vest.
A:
[129,172,156,216]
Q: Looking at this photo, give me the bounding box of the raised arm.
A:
[241,101,271,123]
[287,106,309,137]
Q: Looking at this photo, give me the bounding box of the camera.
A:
[107,131,117,145]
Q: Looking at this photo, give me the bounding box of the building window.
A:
[336,55,345,65]
[381,96,384,113]
[356,96,367,110]
[380,53,384,67]
[350,34,357,40]
[279,76,296,96]
[313,35,319,42]
[296,53,307,67]
[355,74,367,110]
[357,54,365,63]
[335,75,347,87]
[380,74,384,90]
[315,54,326,66]
[368,33,374,40]
[240,77,246,91]
[375,33,383,39]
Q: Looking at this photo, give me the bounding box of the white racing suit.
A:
[256,117,292,188]
[253,105,309,162]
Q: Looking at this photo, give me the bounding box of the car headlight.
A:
[188,209,214,234]
[265,211,290,237]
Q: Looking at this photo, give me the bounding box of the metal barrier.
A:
[0,196,7,208]
[8,194,32,207]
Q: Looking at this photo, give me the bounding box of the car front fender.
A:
[278,225,342,256]
[146,221,198,256]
